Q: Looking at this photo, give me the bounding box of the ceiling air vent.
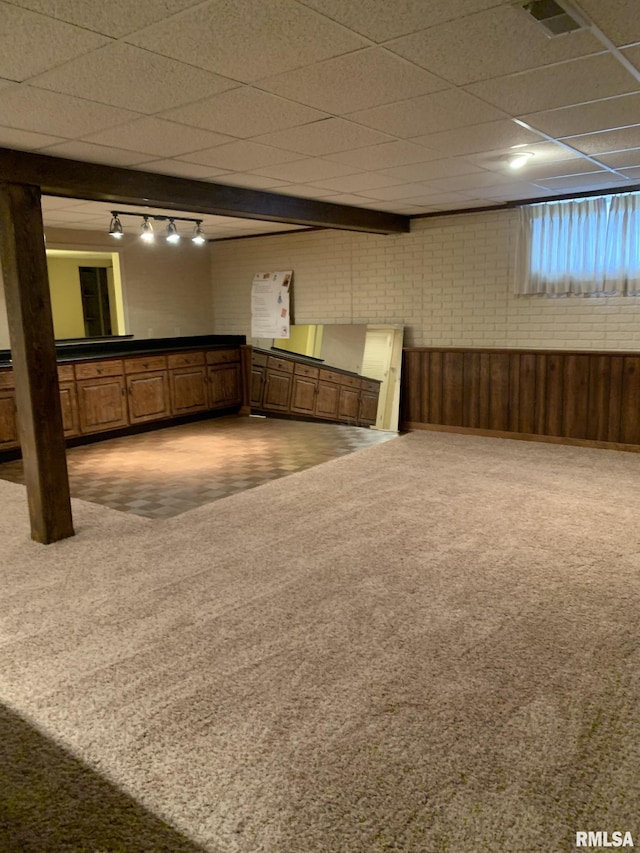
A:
[517,0,589,37]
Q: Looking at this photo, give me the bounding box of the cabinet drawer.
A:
[57,364,75,382]
[267,355,294,374]
[294,362,319,379]
[252,351,268,367]
[340,374,360,389]
[0,370,14,389]
[167,351,205,369]
[206,348,240,365]
[361,379,380,393]
[124,355,167,374]
[75,359,124,380]
[319,368,343,384]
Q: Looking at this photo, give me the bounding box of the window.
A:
[515,191,640,296]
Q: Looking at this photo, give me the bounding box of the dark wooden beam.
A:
[0,147,410,236]
[0,182,74,543]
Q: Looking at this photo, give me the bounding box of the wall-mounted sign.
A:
[251,270,292,338]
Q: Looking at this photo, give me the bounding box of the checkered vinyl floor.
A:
[0,416,397,519]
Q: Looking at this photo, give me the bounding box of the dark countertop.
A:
[0,334,246,368]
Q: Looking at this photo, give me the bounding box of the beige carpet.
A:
[1,431,640,852]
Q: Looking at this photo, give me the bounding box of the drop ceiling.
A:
[1,0,639,238]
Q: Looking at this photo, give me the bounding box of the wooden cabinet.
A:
[168,352,208,416]
[0,342,244,456]
[359,379,380,426]
[291,363,319,415]
[77,376,128,433]
[262,355,294,412]
[206,349,242,409]
[0,389,18,449]
[124,355,170,425]
[248,349,380,427]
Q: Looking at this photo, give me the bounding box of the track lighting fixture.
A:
[140,216,155,243]
[192,222,206,245]
[166,219,180,244]
[108,211,207,245]
[109,213,124,239]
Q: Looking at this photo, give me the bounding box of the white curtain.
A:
[515,192,640,296]
[604,193,640,295]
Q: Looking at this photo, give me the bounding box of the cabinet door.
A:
[77,376,128,433]
[338,386,360,424]
[0,390,19,448]
[250,365,266,407]
[208,364,241,409]
[315,381,340,420]
[59,381,80,436]
[358,390,379,426]
[263,371,292,411]
[126,371,171,424]
[291,375,317,415]
[170,366,208,415]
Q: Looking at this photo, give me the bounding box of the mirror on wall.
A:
[46,249,126,341]
[270,323,404,431]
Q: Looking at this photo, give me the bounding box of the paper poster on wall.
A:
[251,270,293,338]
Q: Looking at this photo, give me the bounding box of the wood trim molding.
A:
[0,147,410,235]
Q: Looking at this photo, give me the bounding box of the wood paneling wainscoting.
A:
[401,348,640,450]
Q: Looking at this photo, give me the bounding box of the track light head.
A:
[191,221,206,245]
[109,213,124,239]
[166,219,180,244]
[140,215,155,243]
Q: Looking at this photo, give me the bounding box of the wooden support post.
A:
[0,182,74,543]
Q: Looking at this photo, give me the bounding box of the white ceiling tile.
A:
[81,118,234,157]
[5,0,204,37]
[257,48,448,115]
[400,191,474,206]
[347,89,506,138]
[563,125,640,155]
[0,3,108,81]
[162,88,327,139]
[463,140,588,174]
[597,149,640,169]
[520,93,640,139]
[305,172,406,192]
[474,182,555,200]
[352,183,435,201]
[127,0,368,83]
[28,43,238,114]
[325,141,443,170]
[579,0,640,46]
[249,159,363,183]
[296,0,501,42]
[179,141,301,171]
[37,141,154,166]
[465,54,638,116]
[0,125,65,150]
[424,171,522,192]
[380,158,482,183]
[517,159,604,181]
[619,166,640,181]
[132,159,230,179]
[214,174,289,189]
[387,5,601,86]
[533,173,631,191]
[0,85,141,136]
[412,119,542,157]
[251,118,394,156]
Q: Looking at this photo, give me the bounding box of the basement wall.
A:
[210,209,640,352]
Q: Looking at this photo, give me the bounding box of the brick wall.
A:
[211,209,640,352]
